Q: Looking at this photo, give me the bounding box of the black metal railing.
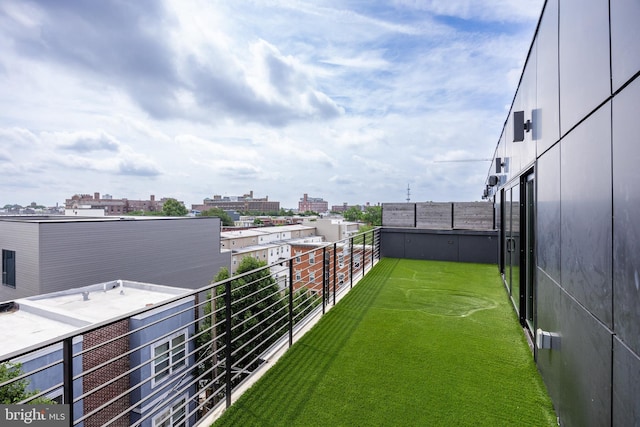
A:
[0,228,380,426]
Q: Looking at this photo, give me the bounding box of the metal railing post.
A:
[289,259,293,347]
[63,336,74,424]
[322,247,327,314]
[371,230,375,266]
[362,232,366,276]
[350,237,354,288]
[224,279,232,408]
[332,243,337,306]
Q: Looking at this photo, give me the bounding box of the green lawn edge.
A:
[212,258,557,427]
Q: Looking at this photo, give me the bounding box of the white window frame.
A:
[152,394,187,427]
[151,329,188,387]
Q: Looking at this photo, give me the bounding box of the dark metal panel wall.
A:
[379,231,406,259]
[538,267,613,427]
[612,78,640,357]
[380,229,498,264]
[610,0,640,92]
[535,0,559,156]
[560,103,612,328]
[508,45,537,174]
[536,145,561,283]
[404,233,458,261]
[535,270,562,416]
[487,0,640,424]
[612,338,640,425]
[457,234,498,264]
[558,0,610,135]
[557,290,612,427]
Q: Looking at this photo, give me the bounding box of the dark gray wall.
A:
[0,217,231,301]
[380,228,498,264]
[486,0,640,425]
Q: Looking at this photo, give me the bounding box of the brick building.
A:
[192,190,280,213]
[298,194,328,213]
[64,192,178,215]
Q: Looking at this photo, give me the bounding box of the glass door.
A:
[524,173,536,331]
[508,184,521,312]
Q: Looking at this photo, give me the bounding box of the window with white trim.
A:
[309,253,315,265]
[152,330,187,386]
[152,395,187,427]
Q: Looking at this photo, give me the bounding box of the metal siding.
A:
[380,229,497,264]
[36,218,227,295]
[612,338,640,426]
[535,269,564,420]
[536,144,561,283]
[535,0,560,156]
[560,103,613,328]
[557,287,612,427]
[612,77,640,356]
[0,222,41,300]
[405,233,458,261]
[559,0,610,135]
[610,0,640,92]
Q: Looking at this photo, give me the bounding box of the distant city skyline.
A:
[0,1,543,208]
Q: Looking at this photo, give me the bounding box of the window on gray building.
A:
[2,249,16,288]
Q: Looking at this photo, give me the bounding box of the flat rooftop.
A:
[2,280,190,358]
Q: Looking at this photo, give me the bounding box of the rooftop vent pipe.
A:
[118,279,124,295]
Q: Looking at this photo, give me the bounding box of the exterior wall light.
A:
[513,110,532,142]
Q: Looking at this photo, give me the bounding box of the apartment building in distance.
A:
[191,190,280,213]
[221,225,318,274]
[0,216,230,301]
[302,218,360,242]
[298,193,328,213]
[64,192,182,215]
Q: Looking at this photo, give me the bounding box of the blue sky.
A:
[0,0,543,209]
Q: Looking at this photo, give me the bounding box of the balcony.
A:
[0,228,555,426]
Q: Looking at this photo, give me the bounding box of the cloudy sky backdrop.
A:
[0,0,543,209]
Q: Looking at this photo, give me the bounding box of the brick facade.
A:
[82,319,130,427]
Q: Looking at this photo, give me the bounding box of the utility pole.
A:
[406,184,411,203]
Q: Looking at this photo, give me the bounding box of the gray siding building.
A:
[485,1,640,425]
[0,216,231,301]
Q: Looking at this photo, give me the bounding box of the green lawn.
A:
[212,258,556,426]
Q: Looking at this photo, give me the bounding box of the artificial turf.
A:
[212,258,557,426]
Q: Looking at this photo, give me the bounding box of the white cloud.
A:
[0,0,543,207]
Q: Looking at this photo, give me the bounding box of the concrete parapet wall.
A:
[382,202,494,230]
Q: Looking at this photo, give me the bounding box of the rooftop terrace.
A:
[211,258,556,426]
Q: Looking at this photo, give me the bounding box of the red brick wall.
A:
[82,319,130,427]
